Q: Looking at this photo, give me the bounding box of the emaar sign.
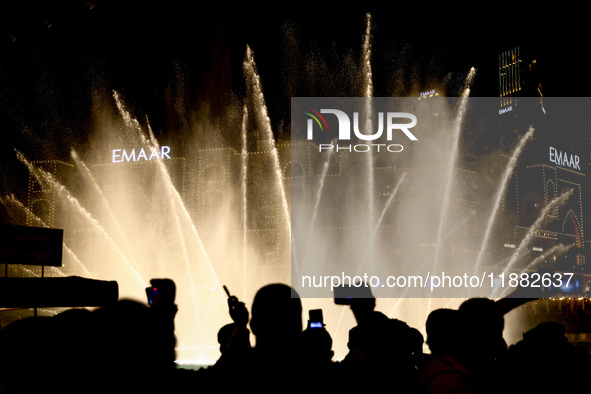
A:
[549,146,581,171]
[112,146,171,163]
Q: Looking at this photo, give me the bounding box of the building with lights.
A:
[497,46,590,284]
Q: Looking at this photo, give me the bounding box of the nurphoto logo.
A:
[305,108,417,152]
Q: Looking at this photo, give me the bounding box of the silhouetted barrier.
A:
[0,276,118,308]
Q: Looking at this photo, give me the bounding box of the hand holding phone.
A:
[146,278,176,308]
[224,285,249,327]
[308,309,324,329]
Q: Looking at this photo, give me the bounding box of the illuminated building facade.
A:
[499,46,542,105]
[498,46,589,278]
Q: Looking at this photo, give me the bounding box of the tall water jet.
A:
[3,11,588,365]
[70,149,139,268]
[492,188,574,297]
[16,151,146,287]
[432,68,476,276]
[308,141,335,236]
[241,104,249,299]
[374,172,407,234]
[114,95,221,298]
[243,46,291,235]
[361,13,376,272]
[148,122,222,296]
[473,126,535,277]
[243,45,294,277]
[356,172,407,275]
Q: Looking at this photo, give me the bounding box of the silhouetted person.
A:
[420,308,472,394]
[90,299,174,393]
[423,298,506,394]
[409,326,425,371]
[295,320,338,391]
[349,296,377,324]
[0,308,108,394]
[249,283,303,352]
[51,308,96,392]
[214,321,251,368]
[296,308,333,366]
[217,323,237,357]
[296,325,334,366]
[145,278,178,370]
[457,297,506,393]
[502,322,591,393]
[0,316,57,394]
[342,310,419,391]
[214,285,251,367]
[206,283,303,392]
[343,282,377,326]
[425,308,461,358]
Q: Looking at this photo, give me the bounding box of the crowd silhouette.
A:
[0,280,590,393]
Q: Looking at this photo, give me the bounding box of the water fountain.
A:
[1,13,587,364]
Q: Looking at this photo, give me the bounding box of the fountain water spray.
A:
[116,95,223,298]
[308,140,336,235]
[374,172,407,233]
[356,172,407,275]
[70,149,139,269]
[473,126,535,277]
[15,150,146,287]
[498,242,575,298]
[241,104,249,299]
[5,13,585,364]
[243,45,296,277]
[432,68,476,276]
[243,46,291,235]
[118,99,227,344]
[491,188,574,297]
[524,243,575,273]
[361,13,376,271]
[0,194,94,278]
[388,210,477,318]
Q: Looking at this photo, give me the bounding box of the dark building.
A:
[497,45,591,285]
[499,46,542,104]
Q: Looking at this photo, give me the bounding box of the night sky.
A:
[0,1,588,208]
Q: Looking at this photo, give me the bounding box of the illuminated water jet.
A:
[473,126,535,276]
[432,68,476,276]
[70,149,139,268]
[362,13,376,271]
[1,14,585,365]
[1,194,93,278]
[241,104,249,299]
[16,151,146,287]
[492,188,574,297]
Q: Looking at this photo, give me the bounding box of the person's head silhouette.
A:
[458,298,505,369]
[249,283,302,351]
[425,308,460,357]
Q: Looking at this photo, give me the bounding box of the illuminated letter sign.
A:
[112,146,171,163]
[549,146,580,170]
[420,89,436,97]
